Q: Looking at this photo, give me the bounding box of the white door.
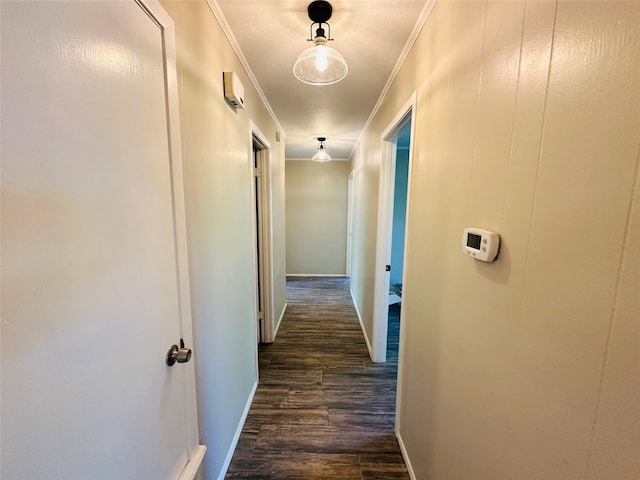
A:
[1,1,200,478]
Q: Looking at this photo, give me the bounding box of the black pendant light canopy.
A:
[308,0,332,24]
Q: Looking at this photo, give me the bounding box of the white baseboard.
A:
[274,302,287,339]
[396,430,416,480]
[216,380,258,480]
[286,273,346,277]
[178,445,207,480]
[350,288,373,359]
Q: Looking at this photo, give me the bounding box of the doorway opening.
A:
[387,124,410,362]
[251,124,273,344]
[372,93,416,364]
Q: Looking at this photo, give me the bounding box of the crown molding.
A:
[348,0,436,160]
[206,0,285,137]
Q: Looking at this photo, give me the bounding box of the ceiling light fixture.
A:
[293,1,348,86]
[311,137,331,162]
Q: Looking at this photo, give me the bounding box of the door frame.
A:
[249,121,275,343]
[371,92,417,364]
[135,1,205,474]
[346,169,355,277]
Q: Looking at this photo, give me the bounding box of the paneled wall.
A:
[285,160,351,275]
[350,1,639,478]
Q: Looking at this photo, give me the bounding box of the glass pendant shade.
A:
[312,144,331,162]
[293,38,348,86]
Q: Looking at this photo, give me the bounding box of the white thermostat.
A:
[462,228,500,262]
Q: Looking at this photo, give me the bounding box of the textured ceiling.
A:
[215,0,428,160]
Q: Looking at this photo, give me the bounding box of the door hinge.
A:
[258,310,264,320]
[385,265,391,272]
[254,167,261,177]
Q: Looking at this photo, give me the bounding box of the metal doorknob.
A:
[166,343,192,366]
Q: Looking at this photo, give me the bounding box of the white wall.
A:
[285,160,351,275]
[159,1,287,477]
[350,1,640,479]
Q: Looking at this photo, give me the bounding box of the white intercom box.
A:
[223,72,245,109]
[462,228,500,262]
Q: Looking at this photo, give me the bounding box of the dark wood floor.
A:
[225,277,408,479]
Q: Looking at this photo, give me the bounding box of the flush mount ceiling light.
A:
[311,137,331,162]
[293,1,348,86]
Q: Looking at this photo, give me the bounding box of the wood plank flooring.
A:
[225,277,408,479]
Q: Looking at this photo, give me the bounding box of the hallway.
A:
[226,277,408,479]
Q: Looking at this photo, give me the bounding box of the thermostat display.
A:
[467,233,481,250]
[462,228,500,262]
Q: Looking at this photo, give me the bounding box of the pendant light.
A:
[312,137,331,162]
[293,1,348,86]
